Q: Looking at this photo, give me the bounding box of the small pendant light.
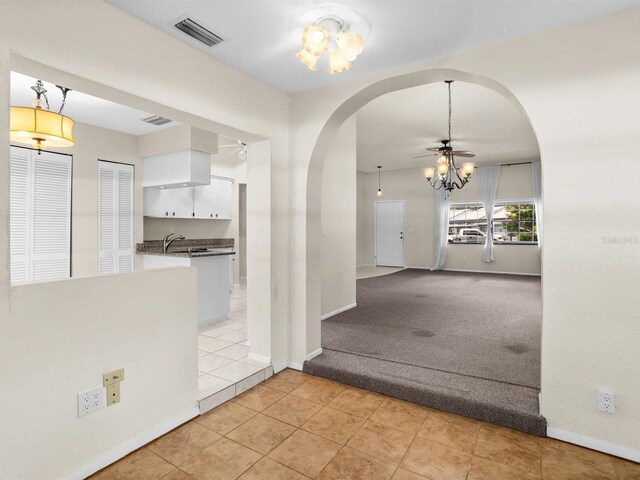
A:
[377,165,383,197]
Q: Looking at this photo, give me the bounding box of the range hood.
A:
[140,125,218,189]
[143,149,211,189]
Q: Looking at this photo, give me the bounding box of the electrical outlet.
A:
[78,386,105,417]
[597,388,615,413]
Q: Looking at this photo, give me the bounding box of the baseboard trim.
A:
[547,427,640,463]
[356,264,374,268]
[272,361,288,373]
[66,406,199,480]
[405,265,541,276]
[321,303,357,321]
[306,348,323,361]
[285,349,324,372]
[198,314,228,329]
[248,352,271,364]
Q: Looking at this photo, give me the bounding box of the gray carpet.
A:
[304,269,546,436]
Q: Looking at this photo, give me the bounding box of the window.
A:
[10,146,72,284]
[448,201,537,245]
[98,161,134,274]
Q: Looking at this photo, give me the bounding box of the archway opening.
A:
[304,69,544,435]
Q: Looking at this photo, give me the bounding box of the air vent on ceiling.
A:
[142,115,172,126]
[174,17,224,47]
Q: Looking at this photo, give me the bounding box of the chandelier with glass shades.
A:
[418,81,476,191]
[294,6,369,74]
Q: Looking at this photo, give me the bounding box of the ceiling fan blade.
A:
[452,151,476,158]
[219,144,241,148]
[426,147,443,152]
[413,153,438,159]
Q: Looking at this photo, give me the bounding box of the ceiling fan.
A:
[219,139,247,160]
[413,139,475,159]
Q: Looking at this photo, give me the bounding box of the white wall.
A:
[357,163,540,275]
[290,8,640,458]
[1,267,198,479]
[321,117,356,317]
[0,2,290,478]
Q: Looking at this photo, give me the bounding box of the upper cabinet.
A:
[143,176,233,220]
[193,177,233,219]
[143,149,211,189]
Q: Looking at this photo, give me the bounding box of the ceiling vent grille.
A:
[142,115,172,126]
[174,17,224,47]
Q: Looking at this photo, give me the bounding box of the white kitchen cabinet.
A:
[193,176,233,219]
[143,187,163,217]
[144,175,233,219]
[142,254,231,327]
[168,187,194,218]
[143,186,194,218]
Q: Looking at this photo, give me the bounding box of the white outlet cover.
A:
[597,388,616,413]
[78,386,105,417]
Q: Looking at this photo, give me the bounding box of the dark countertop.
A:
[136,239,235,258]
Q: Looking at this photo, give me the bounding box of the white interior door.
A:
[375,201,404,267]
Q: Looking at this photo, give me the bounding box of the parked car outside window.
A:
[448,228,505,243]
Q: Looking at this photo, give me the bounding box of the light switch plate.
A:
[103,368,125,387]
[107,382,121,406]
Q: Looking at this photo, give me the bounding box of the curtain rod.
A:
[474,161,534,169]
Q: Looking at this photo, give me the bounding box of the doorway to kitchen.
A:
[8,60,275,419]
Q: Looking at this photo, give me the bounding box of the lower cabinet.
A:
[143,175,233,219]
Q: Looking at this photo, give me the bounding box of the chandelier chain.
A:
[448,81,452,144]
[57,86,71,114]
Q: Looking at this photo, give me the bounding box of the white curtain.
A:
[432,188,451,270]
[532,162,543,250]
[477,166,501,263]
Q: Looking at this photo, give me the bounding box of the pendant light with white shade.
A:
[10,79,75,154]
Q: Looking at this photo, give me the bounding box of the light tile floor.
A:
[91,369,640,480]
[356,265,405,280]
[198,284,271,403]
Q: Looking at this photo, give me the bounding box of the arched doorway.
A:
[302,68,543,434]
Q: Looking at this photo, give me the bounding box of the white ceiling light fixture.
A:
[293,5,369,74]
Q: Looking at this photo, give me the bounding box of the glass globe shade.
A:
[335,32,364,61]
[301,24,329,56]
[328,50,352,74]
[296,49,319,71]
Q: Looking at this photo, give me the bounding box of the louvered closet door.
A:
[31,151,72,281]
[99,161,134,275]
[9,147,31,284]
[117,166,134,272]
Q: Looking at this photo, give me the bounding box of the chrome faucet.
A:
[163,233,185,254]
